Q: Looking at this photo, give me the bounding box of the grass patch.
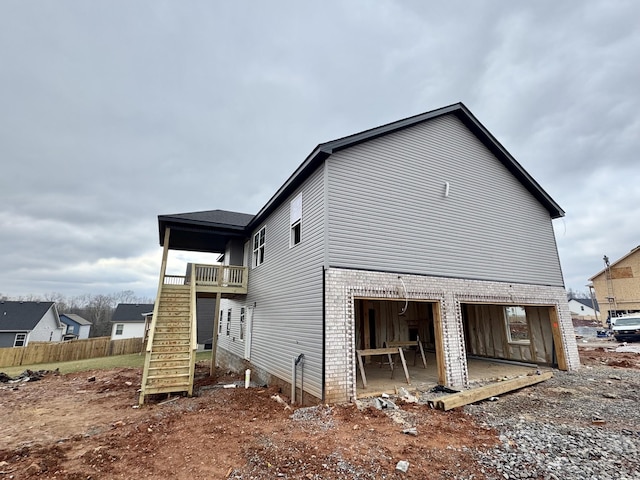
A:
[1,350,213,377]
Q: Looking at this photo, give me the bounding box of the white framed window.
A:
[14,333,27,347]
[290,193,302,247]
[239,307,246,341]
[253,227,265,267]
[218,310,223,334]
[504,306,530,343]
[115,324,124,335]
[226,309,232,336]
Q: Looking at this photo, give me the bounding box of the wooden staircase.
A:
[138,284,197,404]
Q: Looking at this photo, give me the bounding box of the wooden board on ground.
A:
[436,371,553,411]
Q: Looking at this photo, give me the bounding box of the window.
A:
[115,324,124,335]
[505,306,529,343]
[290,193,302,247]
[219,310,223,334]
[14,333,27,347]
[253,227,265,267]
[580,306,585,311]
[239,307,246,340]
[226,309,232,336]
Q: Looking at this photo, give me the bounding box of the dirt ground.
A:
[1,345,638,480]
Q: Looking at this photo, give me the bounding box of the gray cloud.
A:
[1,0,638,298]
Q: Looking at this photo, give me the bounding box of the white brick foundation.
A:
[324,267,580,403]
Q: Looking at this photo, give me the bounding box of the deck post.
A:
[210,292,222,376]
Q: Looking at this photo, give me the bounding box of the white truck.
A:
[611,315,640,342]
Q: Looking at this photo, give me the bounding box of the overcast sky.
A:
[1,1,638,300]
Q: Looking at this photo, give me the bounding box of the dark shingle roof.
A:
[59,313,92,326]
[0,301,55,331]
[160,210,254,228]
[569,297,599,311]
[111,304,154,323]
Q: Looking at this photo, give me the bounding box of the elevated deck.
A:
[139,263,247,404]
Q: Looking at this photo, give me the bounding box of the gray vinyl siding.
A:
[0,332,24,348]
[221,166,326,399]
[326,114,564,287]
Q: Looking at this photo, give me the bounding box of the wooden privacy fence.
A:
[0,336,144,368]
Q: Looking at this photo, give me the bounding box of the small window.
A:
[239,307,246,340]
[505,306,529,343]
[14,333,27,347]
[226,309,232,336]
[115,324,124,335]
[218,310,223,334]
[290,194,302,247]
[253,227,265,267]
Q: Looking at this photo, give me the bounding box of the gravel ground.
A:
[463,366,640,480]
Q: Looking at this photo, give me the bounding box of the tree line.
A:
[0,291,154,338]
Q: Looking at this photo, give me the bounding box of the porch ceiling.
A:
[158,210,253,253]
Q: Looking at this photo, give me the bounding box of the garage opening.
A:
[461,303,567,379]
[353,298,443,396]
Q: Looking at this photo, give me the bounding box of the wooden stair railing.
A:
[138,268,198,405]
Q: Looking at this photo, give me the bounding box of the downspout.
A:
[321,266,326,403]
[291,353,305,405]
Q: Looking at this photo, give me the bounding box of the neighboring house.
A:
[59,314,92,340]
[143,103,579,404]
[567,297,599,321]
[589,245,640,324]
[0,301,64,347]
[111,304,154,340]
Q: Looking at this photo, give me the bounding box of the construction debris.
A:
[374,397,397,410]
[436,372,554,411]
[270,394,292,410]
[396,460,410,473]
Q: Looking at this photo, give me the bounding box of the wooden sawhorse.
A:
[385,336,427,368]
[355,347,410,389]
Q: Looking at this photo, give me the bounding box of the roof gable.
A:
[568,297,599,310]
[589,246,640,280]
[248,102,564,229]
[156,103,564,249]
[60,313,92,326]
[112,303,155,323]
[0,301,55,331]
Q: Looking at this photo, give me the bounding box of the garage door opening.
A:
[353,298,443,397]
[461,303,568,380]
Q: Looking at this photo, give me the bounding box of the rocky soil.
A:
[1,345,639,479]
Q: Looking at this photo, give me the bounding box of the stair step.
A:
[146,377,191,387]
[152,345,191,354]
[153,332,190,340]
[162,285,190,292]
[154,319,190,326]
[160,293,190,298]
[147,373,190,380]
[156,309,190,317]
[148,367,190,376]
[154,326,190,334]
[150,352,191,363]
[143,384,191,395]
[152,339,191,347]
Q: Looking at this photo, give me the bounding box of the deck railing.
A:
[162,264,247,290]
